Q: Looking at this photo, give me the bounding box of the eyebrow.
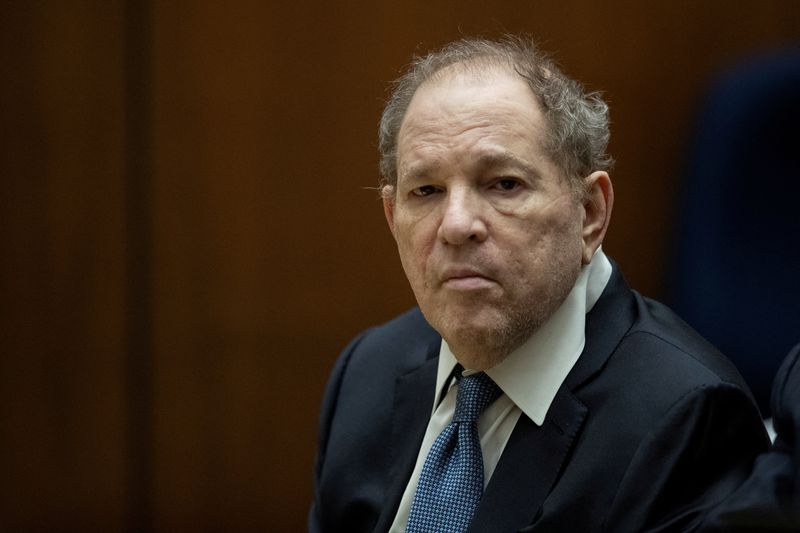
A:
[398,160,440,183]
[472,151,540,178]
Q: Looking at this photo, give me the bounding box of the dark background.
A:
[2,1,798,531]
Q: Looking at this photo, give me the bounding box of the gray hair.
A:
[378,35,613,196]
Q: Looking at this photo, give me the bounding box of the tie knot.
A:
[452,372,502,423]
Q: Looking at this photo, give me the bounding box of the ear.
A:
[382,185,398,240]
[580,171,614,264]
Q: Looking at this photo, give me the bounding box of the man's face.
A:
[384,68,589,370]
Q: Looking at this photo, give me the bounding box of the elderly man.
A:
[310,36,769,532]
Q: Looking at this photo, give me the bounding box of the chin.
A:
[428,310,522,369]
[429,305,499,340]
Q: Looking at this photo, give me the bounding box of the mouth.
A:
[440,267,497,290]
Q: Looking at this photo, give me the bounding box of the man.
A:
[310,36,769,532]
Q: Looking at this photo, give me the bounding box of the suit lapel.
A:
[373,355,439,532]
[469,387,588,532]
[470,264,636,531]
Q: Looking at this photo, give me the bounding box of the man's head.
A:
[380,36,614,370]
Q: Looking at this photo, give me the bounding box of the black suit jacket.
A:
[310,266,770,532]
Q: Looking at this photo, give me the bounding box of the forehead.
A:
[397,68,550,171]
[405,66,544,125]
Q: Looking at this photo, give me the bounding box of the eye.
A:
[412,185,442,197]
[494,178,521,192]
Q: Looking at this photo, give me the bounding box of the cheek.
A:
[397,205,436,239]
[394,217,436,277]
[509,213,584,271]
[536,201,584,240]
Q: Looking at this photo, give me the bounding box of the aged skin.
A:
[383,66,612,370]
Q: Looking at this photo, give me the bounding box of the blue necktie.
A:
[406,371,502,533]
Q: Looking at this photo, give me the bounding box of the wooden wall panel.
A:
[2,1,799,531]
[0,2,128,531]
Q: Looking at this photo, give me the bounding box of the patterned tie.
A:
[406,371,502,533]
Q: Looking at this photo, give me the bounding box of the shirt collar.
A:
[434,248,612,425]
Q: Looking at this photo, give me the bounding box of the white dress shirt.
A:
[389,249,613,532]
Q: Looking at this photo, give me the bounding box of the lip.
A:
[440,267,497,290]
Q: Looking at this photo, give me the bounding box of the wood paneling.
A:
[2,1,798,530]
[1,2,127,531]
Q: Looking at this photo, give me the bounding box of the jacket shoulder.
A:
[341,307,440,376]
[626,291,753,393]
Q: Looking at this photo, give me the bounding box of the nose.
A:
[437,187,488,245]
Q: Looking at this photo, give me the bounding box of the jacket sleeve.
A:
[606,382,770,532]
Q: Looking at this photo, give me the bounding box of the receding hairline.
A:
[403,56,552,114]
[421,54,524,82]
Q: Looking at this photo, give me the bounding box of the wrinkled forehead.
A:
[395,67,557,182]
[398,65,547,147]
[401,64,542,131]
